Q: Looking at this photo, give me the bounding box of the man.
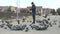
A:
[31,2,36,24]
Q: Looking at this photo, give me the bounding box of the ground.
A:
[0,15,60,34]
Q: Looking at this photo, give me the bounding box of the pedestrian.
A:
[30,2,36,24]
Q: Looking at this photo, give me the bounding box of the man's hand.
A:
[30,9,32,10]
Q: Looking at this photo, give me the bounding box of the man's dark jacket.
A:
[31,4,36,15]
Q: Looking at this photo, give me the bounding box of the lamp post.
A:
[16,0,20,24]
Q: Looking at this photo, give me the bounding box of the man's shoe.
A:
[32,22,35,24]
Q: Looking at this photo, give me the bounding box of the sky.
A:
[0,0,60,9]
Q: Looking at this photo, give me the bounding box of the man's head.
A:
[31,2,34,5]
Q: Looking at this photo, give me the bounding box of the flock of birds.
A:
[0,16,60,32]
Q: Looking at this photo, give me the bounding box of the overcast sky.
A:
[0,0,60,9]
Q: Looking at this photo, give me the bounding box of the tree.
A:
[20,9,30,16]
[3,6,15,19]
[51,9,56,15]
[57,8,60,15]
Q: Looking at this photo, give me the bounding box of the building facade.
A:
[27,6,52,15]
[0,6,52,16]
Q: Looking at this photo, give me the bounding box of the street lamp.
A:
[16,0,20,24]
